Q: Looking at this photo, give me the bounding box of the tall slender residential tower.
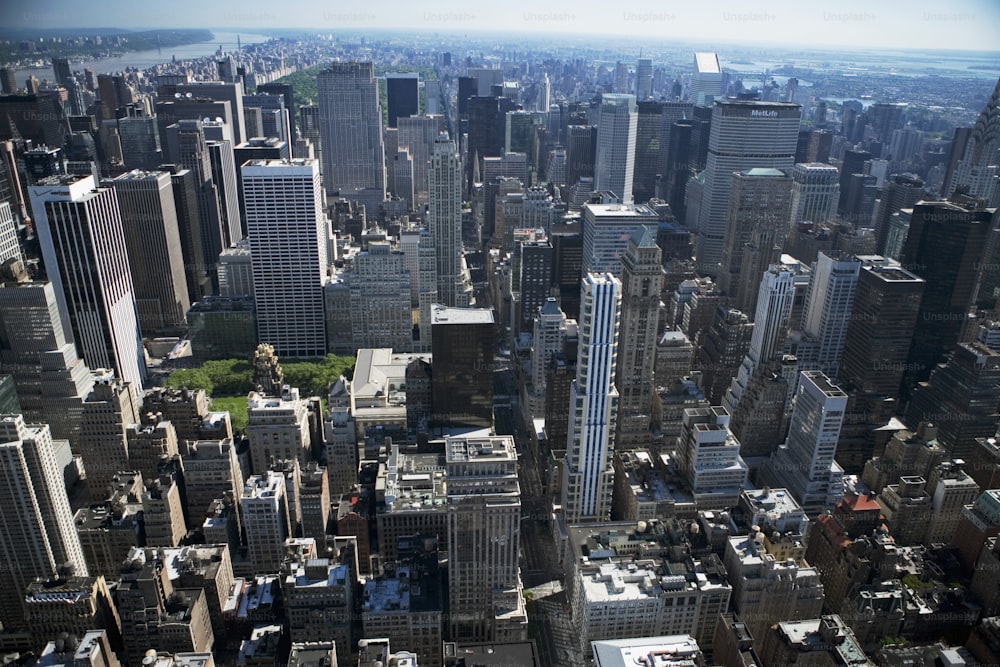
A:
[615,226,663,446]
[317,62,387,214]
[29,174,146,390]
[242,159,329,358]
[0,415,89,630]
[428,133,465,307]
[562,273,622,524]
[594,94,638,203]
[695,100,801,275]
[109,170,190,331]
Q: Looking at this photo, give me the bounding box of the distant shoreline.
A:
[0,28,214,68]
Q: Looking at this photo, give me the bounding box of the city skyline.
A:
[4,4,1000,662]
[2,0,999,53]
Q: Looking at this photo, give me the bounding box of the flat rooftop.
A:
[583,202,658,218]
[431,305,494,325]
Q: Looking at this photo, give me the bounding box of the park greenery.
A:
[166,355,354,399]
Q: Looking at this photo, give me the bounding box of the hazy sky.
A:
[7,0,1000,53]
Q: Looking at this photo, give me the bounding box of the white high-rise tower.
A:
[690,52,723,106]
[29,174,146,391]
[0,415,89,630]
[594,94,637,203]
[766,371,847,516]
[242,159,329,358]
[562,273,622,523]
[798,251,860,381]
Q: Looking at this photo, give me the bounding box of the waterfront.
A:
[13,30,270,82]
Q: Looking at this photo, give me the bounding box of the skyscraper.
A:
[690,52,723,106]
[317,63,387,214]
[788,162,839,226]
[899,200,993,396]
[165,120,230,293]
[724,263,797,414]
[430,305,494,429]
[386,73,419,129]
[29,174,146,390]
[397,114,444,204]
[718,168,792,307]
[51,57,72,87]
[175,80,247,146]
[635,58,653,100]
[242,159,328,358]
[594,93,637,203]
[109,170,190,331]
[614,226,662,446]
[446,435,525,642]
[839,257,925,397]
[77,370,140,495]
[674,406,749,507]
[872,174,926,255]
[632,100,663,204]
[906,340,1000,460]
[581,200,660,276]
[428,134,466,307]
[796,251,860,382]
[562,272,622,524]
[0,415,88,630]
[0,269,94,444]
[116,106,162,171]
[696,100,801,275]
[349,241,413,351]
[837,149,871,215]
[766,371,848,516]
[945,77,1000,201]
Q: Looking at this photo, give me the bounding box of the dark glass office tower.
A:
[899,200,993,398]
[430,305,495,429]
[632,100,663,204]
[386,73,419,128]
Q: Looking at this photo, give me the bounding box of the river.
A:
[13,31,271,83]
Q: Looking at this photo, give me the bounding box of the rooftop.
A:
[583,202,659,219]
[446,434,518,463]
[592,635,702,667]
[431,304,495,325]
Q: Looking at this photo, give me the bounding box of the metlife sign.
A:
[750,109,779,118]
